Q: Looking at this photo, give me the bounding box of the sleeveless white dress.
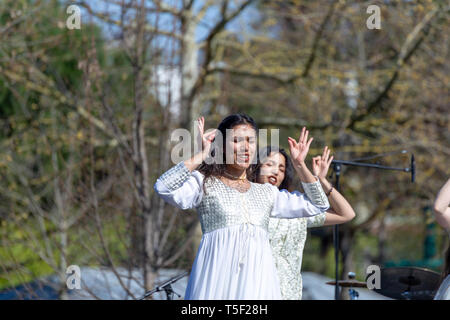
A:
[154,162,330,300]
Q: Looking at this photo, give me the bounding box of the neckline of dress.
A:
[215,177,253,195]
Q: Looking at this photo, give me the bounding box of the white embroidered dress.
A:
[154,162,329,300]
[268,213,326,300]
[434,274,450,300]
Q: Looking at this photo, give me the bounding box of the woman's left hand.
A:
[288,127,313,167]
[312,146,334,179]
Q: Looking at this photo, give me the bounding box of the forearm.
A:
[293,161,317,183]
[183,151,207,172]
[434,179,450,214]
[319,177,355,222]
[435,208,450,230]
[433,179,450,230]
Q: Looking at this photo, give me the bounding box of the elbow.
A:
[347,205,356,221]
[154,179,165,196]
[320,204,331,213]
[340,212,355,223]
[433,203,445,216]
[329,206,355,223]
[154,181,160,194]
[342,208,356,223]
[348,209,356,221]
[318,201,331,213]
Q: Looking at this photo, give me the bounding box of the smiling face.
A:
[224,124,257,171]
[256,151,286,187]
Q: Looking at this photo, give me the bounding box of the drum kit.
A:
[326,267,442,300]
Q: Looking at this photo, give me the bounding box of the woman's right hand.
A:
[288,127,313,168]
[184,117,216,171]
[197,116,217,159]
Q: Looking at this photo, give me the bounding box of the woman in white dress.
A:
[255,145,356,299]
[154,114,330,300]
[433,178,450,300]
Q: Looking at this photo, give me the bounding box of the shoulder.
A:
[251,182,277,195]
[191,169,204,179]
[199,175,228,194]
[179,168,204,188]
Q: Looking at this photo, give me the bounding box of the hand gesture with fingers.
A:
[197,117,216,159]
[288,127,314,167]
[312,146,334,180]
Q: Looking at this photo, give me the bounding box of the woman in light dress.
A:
[154,113,330,299]
[433,178,450,300]
[255,145,355,299]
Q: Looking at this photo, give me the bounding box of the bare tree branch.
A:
[187,0,255,116]
[301,0,338,78]
[347,5,443,130]
[78,1,183,40]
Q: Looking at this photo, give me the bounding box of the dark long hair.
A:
[198,113,259,188]
[254,145,295,191]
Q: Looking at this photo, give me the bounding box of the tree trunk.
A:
[52,105,69,300]
[131,67,154,291]
[180,10,199,129]
[179,11,203,263]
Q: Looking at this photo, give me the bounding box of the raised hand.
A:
[197,116,216,158]
[288,127,313,167]
[312,146,334,179]
[185,117,217,170]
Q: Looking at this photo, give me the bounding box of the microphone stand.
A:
[331,153,415,300]
[140,271,189,300]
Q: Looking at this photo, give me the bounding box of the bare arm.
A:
[318,177,356,226]
[433,178,450,230]
[312,146,356,226]
[184,151,208,172]
[292,161,317,183]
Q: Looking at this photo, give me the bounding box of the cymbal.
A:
[372,267,441,300]
[326,280,367,288]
